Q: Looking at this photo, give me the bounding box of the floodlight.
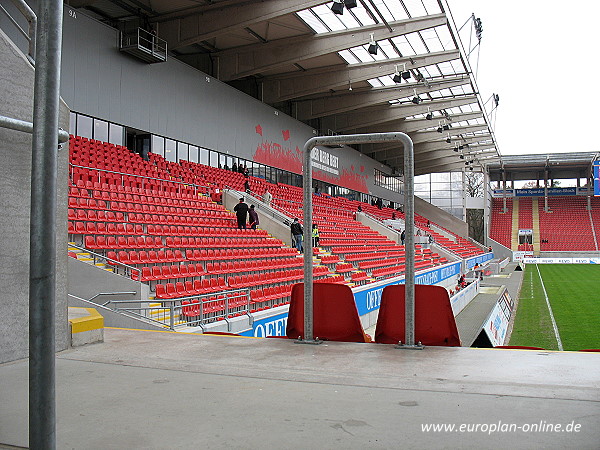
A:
[331,0,344,15]
[401,70,411,80]
[368,33,378,55]
[392,65,401,83]
[344,0,358,8]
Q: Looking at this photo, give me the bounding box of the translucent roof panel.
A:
[296,10,329,34]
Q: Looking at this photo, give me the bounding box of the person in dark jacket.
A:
[233,197,249,229]
[401,229,406,246]
[290,218,303,253]
[248,205,259,230]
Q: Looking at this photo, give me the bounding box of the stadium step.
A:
[511,198,519,251]
[532,198,541,256]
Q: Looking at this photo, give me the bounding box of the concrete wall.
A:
[68,258,149,304]
[0,28,69,363]
[356,212,401,244]
[415,195,468,237]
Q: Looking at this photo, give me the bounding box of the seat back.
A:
[374,284,460,346]
[287,283,369,343]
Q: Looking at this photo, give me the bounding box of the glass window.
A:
[109,123,124,146]
[151,135,164,157]
[177,142,189,162]
[93,119,109,142]
[76,115,93,139]
[165,139,176,162]
[69,112,76,135]
[200,148,210,166]
[189,145,198,163]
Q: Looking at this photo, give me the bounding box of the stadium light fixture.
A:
[368,33,378,55]
[426,107,433,120]
[411,88,421,104]
[331,0,344,15]
[437,122,443,133]
[392,65,402,83]
[345,0,358,8]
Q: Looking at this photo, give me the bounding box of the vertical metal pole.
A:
[302,141,314,341]
[403,136,415,346]
[29,2,63,449]
[301,133,415,345]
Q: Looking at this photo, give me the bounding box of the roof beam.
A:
[216,14,448,81]
[362,132,492,156]
[319,95,477,133]
[409,124,489,145]
[162,0,328,50]
[293,77,470,120]
[262,49,460,102]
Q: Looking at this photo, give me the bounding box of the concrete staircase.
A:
[68,242,114,272]
[511,198,519,251]
[532,198,541,256]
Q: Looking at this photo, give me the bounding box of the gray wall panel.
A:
[59,9,404,202]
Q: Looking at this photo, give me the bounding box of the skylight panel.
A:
[350,45,375,62]
[434,26,454,50]
[367,78,384,87]
[420,28,444,52]
[372,0,396,22]
[379,75,396,86]
[391,36,416,56]
[420,0,442,15]
[402,0,428,17]
[296,10,329,34]
[350,7,377,26]
[336,11,361,28]
[378,39,400,58]
[437,61,456,76]
[338,49,361,64]
[314,6,347,32]
[404,32,428,54]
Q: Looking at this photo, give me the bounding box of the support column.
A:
[29,1,63,449]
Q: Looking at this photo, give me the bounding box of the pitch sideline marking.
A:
[535,264,563,351]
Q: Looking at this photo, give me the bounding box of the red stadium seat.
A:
[287,283,371,343]
[374,285,460,346]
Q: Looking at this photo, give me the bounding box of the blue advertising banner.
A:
[238,262,463,337]
[515,187,576,197]
[238,312,288,337]
[594,162,600,196]
[466,252,494,269]
[353,262,461,316]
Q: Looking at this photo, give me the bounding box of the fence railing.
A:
[0,0,36,62]
[103,288,252,331]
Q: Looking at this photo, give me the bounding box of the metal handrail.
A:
[103,288,253,331]
[0,114,69,143]
[1,0,36,62]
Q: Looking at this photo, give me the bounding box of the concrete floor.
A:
[1,328,599,449]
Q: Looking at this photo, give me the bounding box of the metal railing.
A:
[69,243,141,280]
[120,27,167,62]
[0,0,36,62]
[103,288,252,331]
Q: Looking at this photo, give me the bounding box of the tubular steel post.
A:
[29,1,63,449]
[301,132,415,345]
[0,115,69,143]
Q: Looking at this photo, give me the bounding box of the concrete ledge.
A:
[68,307,104,347]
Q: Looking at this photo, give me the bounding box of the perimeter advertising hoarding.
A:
[484,289,514,347]
[465,252,494,269]
[239,262,462,337]
[523,258,600,264]
[594,162,600,196]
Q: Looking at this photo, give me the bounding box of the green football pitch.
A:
[509,264,600,351]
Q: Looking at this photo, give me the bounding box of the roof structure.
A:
[487,152,600,183]
[67,0,500,176]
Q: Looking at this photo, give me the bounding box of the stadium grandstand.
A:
[0,0,598,448]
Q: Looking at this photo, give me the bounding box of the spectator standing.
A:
[263,189,272,205]
[248,205,259,230]
[232,162,238,173]
[376,197,383,209]
[244,178,250,193]
[312,224,320,247]
[233,197,249,229]
[290,218,303,253]
[401,229,406,246]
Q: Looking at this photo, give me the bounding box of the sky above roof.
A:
[447,0,600,156]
